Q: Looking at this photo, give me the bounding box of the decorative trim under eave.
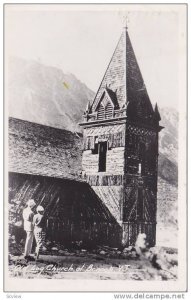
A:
[79,116,127,127]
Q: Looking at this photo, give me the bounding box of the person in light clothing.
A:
[33,205,46,260]
[22,199,36,259]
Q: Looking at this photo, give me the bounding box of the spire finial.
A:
[123,12,130,31]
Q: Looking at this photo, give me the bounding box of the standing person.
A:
[22,199,36,259]
[33,205,46,260]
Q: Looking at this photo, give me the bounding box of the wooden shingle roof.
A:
[9,117,83,180]
[90,28,156,125]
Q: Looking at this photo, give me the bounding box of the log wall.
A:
[8,172,122,247]
[82,147,125,175]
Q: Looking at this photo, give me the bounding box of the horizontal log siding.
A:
[82,147,125,175]
[107,147,125,174]
[82,150,99,174]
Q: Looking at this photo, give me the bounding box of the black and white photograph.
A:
[4,4,187,292]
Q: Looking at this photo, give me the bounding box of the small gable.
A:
[94,88,119,120]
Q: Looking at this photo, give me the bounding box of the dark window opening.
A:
[98,142,107,172]
[92,137,98,154]
[92,143,98,154]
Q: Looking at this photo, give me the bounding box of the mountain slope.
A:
[158,107,178,186]
[8,57,94,132]
[159,107,178,165]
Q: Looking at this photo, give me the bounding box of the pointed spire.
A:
[90,25,155,125]
[85,101,91,113]
[123,13,130,31]
[154,103,161,121]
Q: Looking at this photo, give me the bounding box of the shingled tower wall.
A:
[79,27,162,247]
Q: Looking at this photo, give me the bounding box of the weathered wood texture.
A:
[123,176,157,223]
[81,121,159,246]
[122,222,156,246]
[81,123,159,246]
[91,32,126,111]
[82,147,125,175]
[86,175,124,186]
[92,186,123,222]
[9,117,83,179]
[9,172,122,247]
[83,124,126,150]
[122,124,158,246]
[125,124,158,176]
[80,27,161,247]
[82,124,125,175]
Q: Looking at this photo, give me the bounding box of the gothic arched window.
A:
[105,102,113,119]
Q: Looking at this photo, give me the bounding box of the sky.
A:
[5,4,186,109]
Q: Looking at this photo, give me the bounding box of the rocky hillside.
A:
[8,57,94,132]
[159,107,178,165]
[158,107,178,187]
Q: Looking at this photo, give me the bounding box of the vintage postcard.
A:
[4,4,187,292]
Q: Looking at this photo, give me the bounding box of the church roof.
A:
[91,28,155,123]
[9,117,83,180]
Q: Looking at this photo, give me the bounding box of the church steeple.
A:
[85,27,157,128]
[154,103,161,121]
[79,25,162,247]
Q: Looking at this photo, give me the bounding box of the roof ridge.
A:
[91,31,125,111]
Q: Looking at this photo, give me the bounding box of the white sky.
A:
[5,4,186,109]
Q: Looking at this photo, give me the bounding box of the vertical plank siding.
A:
[9,172,122,247]
[122,222,156,247]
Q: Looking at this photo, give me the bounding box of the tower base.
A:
[122,222,156,247]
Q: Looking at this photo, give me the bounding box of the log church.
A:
[8,26,162,250]
[80,26,163,247]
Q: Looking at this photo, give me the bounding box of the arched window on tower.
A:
[97,103,105,120]
[105,102,113,119]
